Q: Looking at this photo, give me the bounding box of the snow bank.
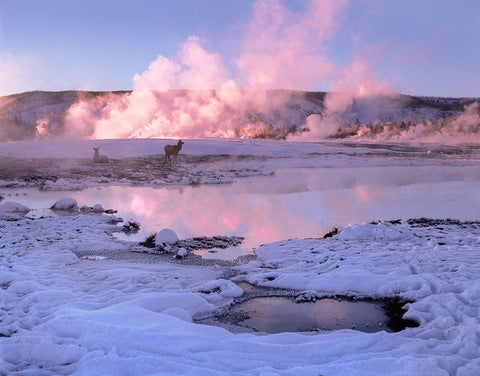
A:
[49,249,80,266]
[0,201,30,220]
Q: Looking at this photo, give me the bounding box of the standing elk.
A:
[164,140,184,164]
[92,147,109,163]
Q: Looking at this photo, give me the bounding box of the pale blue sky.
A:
[0,0,479,97]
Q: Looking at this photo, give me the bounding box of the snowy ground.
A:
[1,138,480,190]
[1,138,480,375]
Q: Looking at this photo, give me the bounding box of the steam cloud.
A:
[64,0,354,140]
[288,51,396,141]
[349,102,480,144]
[58,0,479,143]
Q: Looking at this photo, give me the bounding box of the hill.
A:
[0,90,478,142]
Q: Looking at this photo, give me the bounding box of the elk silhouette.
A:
[164,140,184,164]
[92,147,109,163]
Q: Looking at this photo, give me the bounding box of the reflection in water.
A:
[3,166,480,258]
[230,296,390,333]
[192,246,245,260]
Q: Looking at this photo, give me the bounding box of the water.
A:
[229,296,391,333]
[2,165,480,259]
[202,283,418,333]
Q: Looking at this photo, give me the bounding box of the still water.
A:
[228,296,391,333]
[3,165,480,258]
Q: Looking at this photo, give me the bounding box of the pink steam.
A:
[132,36,229,91]
[238,0,344,89]
[64,0,354,140]
[63,0,410,142]
[384,102,480,144]
[289,55,396,141]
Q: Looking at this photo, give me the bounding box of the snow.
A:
[0,201,30,220]
[176,247,188,257]
[154,228,179,246]
[92,204,104,212]
[0,138,480,375]
[51,197,78,210]
[42,178,87,191]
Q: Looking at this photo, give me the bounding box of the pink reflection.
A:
[32,165,480,255]
[6,166,480,256]
[130,194,157,219]
[73,184,331,250]
[353,185,395,205]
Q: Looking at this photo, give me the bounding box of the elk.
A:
[92,147,109,163]
[164,140,184,164]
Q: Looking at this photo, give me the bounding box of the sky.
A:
[0,0,479,98]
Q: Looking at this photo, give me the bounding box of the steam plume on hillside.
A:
[18,0,479,144]
[288,59,396,141]
[335,102,480,144]
[63,0,366,140]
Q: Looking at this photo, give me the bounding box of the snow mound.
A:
[176,247,188,258]
[154,228,179,246]
[7,280,38,296]
[92,204,104,213]
[0,201,30,220]
[161,308,193,322]
[50,249,80,266]
[192,279,244,306]
[337,222,412,241]
[41,178,87,191]
[51,197,78,211]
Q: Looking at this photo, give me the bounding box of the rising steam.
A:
[6,0,479,144]
[64,0,353,140]
[338,102,480,144]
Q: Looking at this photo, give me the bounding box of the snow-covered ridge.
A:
[0,89,478,142]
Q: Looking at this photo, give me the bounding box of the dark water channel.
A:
[230,297,390,333]
[202,284,418,334]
